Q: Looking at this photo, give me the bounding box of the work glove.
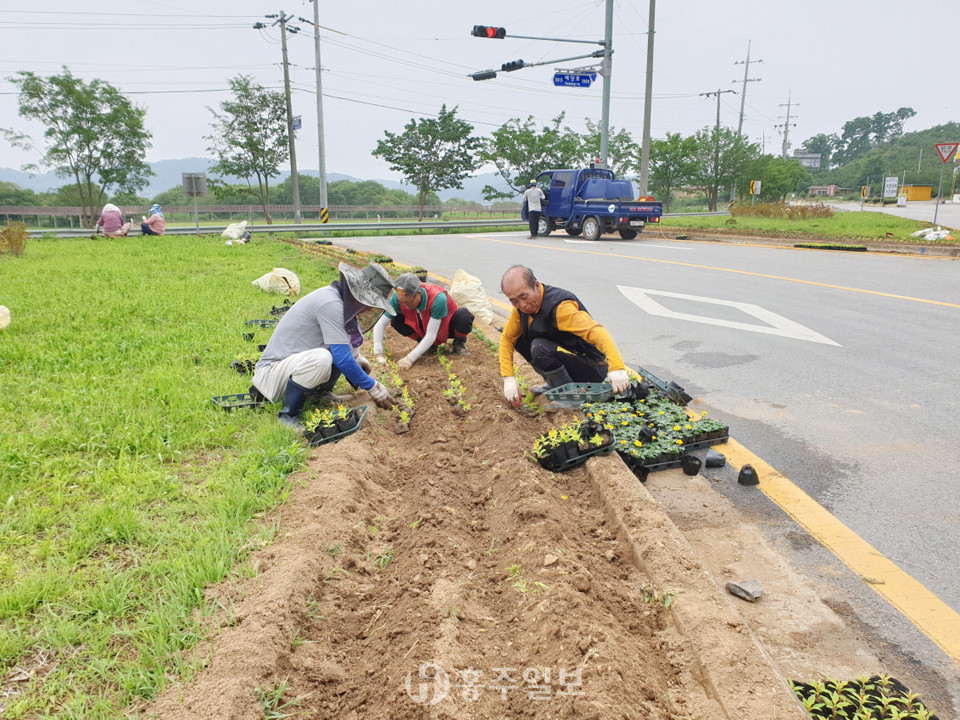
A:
[375,354,389,366]
[367,381,397,410]
[609,369,630,395]
[397,356,414,371]
[503,376,520,405]
[356,355,372,373]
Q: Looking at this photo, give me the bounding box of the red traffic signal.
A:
[471,25,506,39]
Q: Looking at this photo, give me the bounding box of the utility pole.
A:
[263,11,302,224]
[733,41,762,138]
[775,91,797,160]
[599,0,614,166]
[304,2,328,222]
[637,0,655,196]
[700,88,736,211]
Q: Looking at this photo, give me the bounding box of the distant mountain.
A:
[0,158,514,204]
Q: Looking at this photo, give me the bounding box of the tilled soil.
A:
[142,328,741,719]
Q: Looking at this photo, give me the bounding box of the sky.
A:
[1,0,957,188]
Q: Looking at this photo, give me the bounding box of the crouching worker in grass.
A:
[95,203,132,237]
[251,262,399,429]
[371,272,474,369]
[499,264,630,412]
[140,203,166,236]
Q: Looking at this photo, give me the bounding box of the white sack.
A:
[449,268,494,324]
[0,305,9,330]
[222,220,249,240]
[252,268,301,297]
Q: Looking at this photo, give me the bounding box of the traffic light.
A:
[501,59,525,72]
[470,70,498,82]
[471,25,506,39]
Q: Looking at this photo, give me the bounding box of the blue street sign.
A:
[293,115,302,130]
[552,72,596,88]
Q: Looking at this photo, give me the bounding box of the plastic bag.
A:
[251,268,301,297]
[450,268,494,324]
[222,220,248,240]
[0,305,10,331]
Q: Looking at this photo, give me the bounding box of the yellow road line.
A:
[721,438,960,664]
[480,237,960,309]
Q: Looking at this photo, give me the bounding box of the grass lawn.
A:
[661,209,949,242]
[0,235,344,718]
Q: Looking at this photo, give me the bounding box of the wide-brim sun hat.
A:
[338,262,394,312]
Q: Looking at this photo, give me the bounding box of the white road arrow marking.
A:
[618,286,840,346]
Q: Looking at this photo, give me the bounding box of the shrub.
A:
[0,221,28,257]
[731,201,833,220]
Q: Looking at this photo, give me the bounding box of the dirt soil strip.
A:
[140,321,805,719]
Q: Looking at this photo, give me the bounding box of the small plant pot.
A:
[242,332,255,342]
[257,344,268,352]
[680,455,702,476]
[230,359,257,375]
[737,464,759,486]
[638,426,657,443]
[413,271,428,282]
[317,424,339,439]
[335,415,358,433]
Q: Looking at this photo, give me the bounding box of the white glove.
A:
[609,369,630,395]
[503,376,520,405]
[356,355,372,373]
[375,354,388,366]
[398,356,414,370]
[367,381,396,410]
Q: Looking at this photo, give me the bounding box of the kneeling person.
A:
[373,273,474,369]
[499,264,630,410]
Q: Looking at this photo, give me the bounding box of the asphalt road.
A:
[835,198,960,230]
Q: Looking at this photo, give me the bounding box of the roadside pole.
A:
[933,142,959,226]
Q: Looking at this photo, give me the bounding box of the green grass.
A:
[661,210,947,242]
[0,235,341,718]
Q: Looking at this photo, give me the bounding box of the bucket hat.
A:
[338,262,394,312]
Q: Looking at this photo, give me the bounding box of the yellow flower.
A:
[560,495,569,500]
[701,411,707,417]
[685,424,692,430]
[620,440,627,445]
[605,423,614,430]
[621,420,629,426]
[675,439,683,445]
[658,411,665,415]
[634,440,643,447]
[673,425,680,431]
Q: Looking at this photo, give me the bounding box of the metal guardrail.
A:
[29,212,727,239]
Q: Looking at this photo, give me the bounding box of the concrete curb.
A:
[584,453,808,718]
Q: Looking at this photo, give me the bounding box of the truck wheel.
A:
[564,228,582,236]
[537,216,553,237]
[582,216,602,241]
[619,229,638,240]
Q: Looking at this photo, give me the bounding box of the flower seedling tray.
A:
[538,441,616,473]
[622,435,728,475]
[245,318,278,328]
[305,406,368,447]
[633,365,692,406]
[212,392,268,412]
[544,382,614,403]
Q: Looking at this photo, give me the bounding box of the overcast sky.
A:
[1,0,957,186]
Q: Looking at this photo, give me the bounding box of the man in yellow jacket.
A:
[498,264,630,411]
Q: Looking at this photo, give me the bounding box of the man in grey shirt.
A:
[523,179,546,239]
[252,262,397,428]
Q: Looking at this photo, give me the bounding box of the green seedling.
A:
[326,542,341,556]
[640,584,678,608]
[486,539,500,555]
[373,547,394,571]
[410,517,423,530]
[257,680,309,719]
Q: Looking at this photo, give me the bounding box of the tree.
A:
[831,107,916,166]
[478,114,582,201]
[372,105,480,221]
[4,67,152,227]
[647,133,699,212]
[206,75,288,224]
[691,127,758,211]
[570,119,639,179]
[0,182,38,206]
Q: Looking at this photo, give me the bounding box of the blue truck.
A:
[522,167,663,240]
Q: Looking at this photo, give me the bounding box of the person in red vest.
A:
[373,273,474,369]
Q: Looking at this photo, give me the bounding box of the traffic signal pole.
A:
[470,0,615,167]
[599,0,613,166]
